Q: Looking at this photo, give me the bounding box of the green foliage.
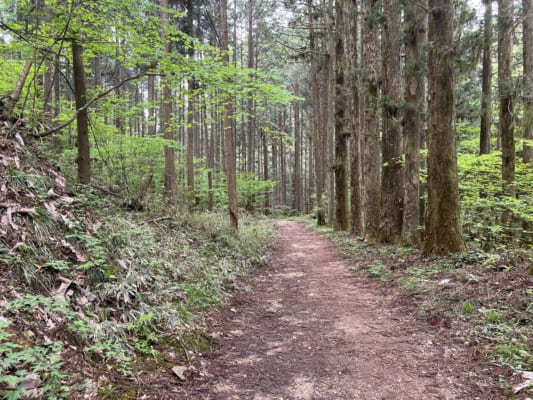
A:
[458,150,533,249]
[462,301,475,314]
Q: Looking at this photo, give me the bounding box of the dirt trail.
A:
[182,220,487,399]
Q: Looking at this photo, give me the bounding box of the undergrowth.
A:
[0,193,273,398]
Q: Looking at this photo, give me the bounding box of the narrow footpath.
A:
[181,220,490,399]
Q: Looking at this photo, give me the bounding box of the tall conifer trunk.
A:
[221,0,238,231]
[361,0,381,239]
[423,0,465,255]
[160,0,177,204]
[498,0,515,196]
[523,0,533,162]
[402,0,426,245]
[334,0,349,231]
[480,0,492,155]
[380,0,403,242]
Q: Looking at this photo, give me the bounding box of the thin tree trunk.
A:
[186,0,195,206]
[247,0,256,174]
[498,0,515,196]
[148,74,156,136]
[262,129,270,213]
[480,0,492,155]
[160,0,177,204]
[308,0,326,225]
[349,0,362,235]
[380,0,403,242]
[281,111,288,206]
[523,0,533,162]
[72,41,90,184]
[402,0,426,245]
[423,0,465,255]
[5,60,32,119]
[221,0,238,232]
[293,84,302,212]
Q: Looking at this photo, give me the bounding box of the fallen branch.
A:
[138,216,174,225]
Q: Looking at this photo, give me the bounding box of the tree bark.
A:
[221,0,239,232]
[523,0,533,162]
[72,41,90,184]
[160,0,177,204]
[308,0,326,225]
[498,0,515,196]
[187,0,196,206]
[262,128,270,213]
[5,60,32,119]
[347,0,362,235]
[247,0,256,175]
[480,0,492,155]
[361,0,381,239]
[402,0,426,245]
[334,0,349,231]
[423,0,465,255]
[293,84,302,212]
[380,0,403,242]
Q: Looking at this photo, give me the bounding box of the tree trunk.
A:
[498,0,515,196]
[160,0,177,204]
[361,0,381,239]
[402,0,426,245]
[480,0,492,155]
[347,0,362,235]
[308,0,326,225]
[423,0,465,255]
[523,0,533,162]
[326,0,336,226]
[186,0,196,206]
[380,0,403,242]
[247,0,256,174]
[5,60,32,119]
[261,129,270,213]
[281,111,288,206]
[334,0,349,231]
[221,0,238,232]
[148,74,156,136]
[72,41,90,184]
[293,84,302,212]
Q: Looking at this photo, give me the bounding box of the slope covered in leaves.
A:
[0,129,273,399]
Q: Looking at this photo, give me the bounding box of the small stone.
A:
[172,365,188,381]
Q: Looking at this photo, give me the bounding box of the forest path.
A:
[181,220,484,399]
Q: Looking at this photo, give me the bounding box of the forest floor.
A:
[171,220,508,400]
